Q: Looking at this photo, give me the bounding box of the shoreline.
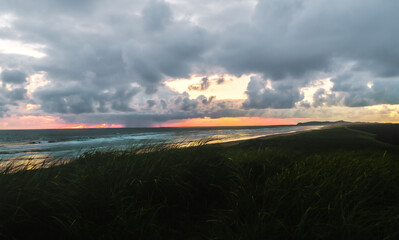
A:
[216,124,341,147]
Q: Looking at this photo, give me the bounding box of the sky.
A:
[0,0,398,129]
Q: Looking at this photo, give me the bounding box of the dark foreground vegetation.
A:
[0,125,398,239]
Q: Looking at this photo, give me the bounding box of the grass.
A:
[0,125,398,239]
[349,123,399,145]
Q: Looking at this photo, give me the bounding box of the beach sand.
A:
[217,124,345,147]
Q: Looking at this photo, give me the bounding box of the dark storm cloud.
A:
[34,85,96,114]
[180,97,198,111]
[2,0,97,14]
[214,0,399,82]
[0,86,27,116]
[160,99,167,109]
[2,0,211,110]
[212,0,399,110]
[142,0,172,31]
[243,76,303,109]
[1,70,26,84]
[200,96,215,105]
[109,87,139,112]
[0,69,28,113]
[122,23,211,93]
[329,73,399,107]
[34,84,140,114]
[0,97,8,117]
[146,99,156,109]
[170,94,218,112]
[5,88,27,101]
[174,97,182,105]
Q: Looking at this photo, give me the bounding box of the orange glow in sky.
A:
[0,115,125,129]
[154,117,302,127]
[61,123,124,129]
[0,115,64,129]
[165,74,253,100]
[1,115,307,129]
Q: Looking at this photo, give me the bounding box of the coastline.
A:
[216,124,341,147]
[0,123,352,166]
[0,125,331,161]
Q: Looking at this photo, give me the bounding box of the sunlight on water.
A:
[0,126,323,166]
[0,154,72,172]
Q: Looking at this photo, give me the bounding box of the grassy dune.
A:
[0,125,398,239]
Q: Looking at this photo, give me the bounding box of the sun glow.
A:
[155,117,301,127]
[61,123,124,129]
[165,74,253,100]
[299,78,334,105]
[0,39,46,58]
[0,115,125,129]
[26,72,50,97]
[0,115,64,129]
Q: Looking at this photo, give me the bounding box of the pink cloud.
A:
[0,115,124,129]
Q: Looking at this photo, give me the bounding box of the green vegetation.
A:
[0,125,398,239]
[350,123,399,145]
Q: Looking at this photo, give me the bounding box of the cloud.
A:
[34,83,140,114]
[142,0,172,31]
[109,87,140,112]
[34,85,96,114]
[146,99,156,109]
[0,69,28,115]
[312,88,340,107]
[216,0,398,80]
[1,0,98,15]
[329,72,399,107]
[243,76,303,109]
[3,0,211,97]
[188,77,210,91]
[121,23,211,93]
[5,88,27,101]
[180,97,198,111]
[199,95,215,105]
[216,78,225,84]
[1,69,26,84]
[160,99,167,109]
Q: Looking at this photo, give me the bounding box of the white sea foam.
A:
[0,125,322,161]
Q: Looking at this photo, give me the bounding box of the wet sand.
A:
[217,124,343,147]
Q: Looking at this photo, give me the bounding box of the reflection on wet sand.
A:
[0,154,69,172]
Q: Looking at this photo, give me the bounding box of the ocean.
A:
[0,125,322,162]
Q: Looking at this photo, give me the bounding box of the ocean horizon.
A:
[0,125,322,161]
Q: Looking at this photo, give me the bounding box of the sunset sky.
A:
[0,0,398,129]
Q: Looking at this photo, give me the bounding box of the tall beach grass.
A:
[0,126,398,239]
